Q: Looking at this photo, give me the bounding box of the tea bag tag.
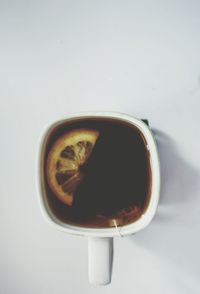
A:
[111,219,123,237]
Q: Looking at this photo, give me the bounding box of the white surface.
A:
[0,0,200,293]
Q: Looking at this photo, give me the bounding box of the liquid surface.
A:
[44,117,151,228]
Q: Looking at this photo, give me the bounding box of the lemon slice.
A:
[46,128,99,205]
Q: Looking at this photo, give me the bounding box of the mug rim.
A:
[37,111,160,237]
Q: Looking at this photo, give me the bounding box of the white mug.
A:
[37,111,160,285]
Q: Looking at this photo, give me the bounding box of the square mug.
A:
[37,111,160,285]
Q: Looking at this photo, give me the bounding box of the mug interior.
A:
[37,112,160,237]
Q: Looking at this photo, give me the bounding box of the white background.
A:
[1,0,200,293]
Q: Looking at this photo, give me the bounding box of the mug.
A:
[37,111,160,285]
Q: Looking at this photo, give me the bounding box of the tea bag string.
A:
[113,219,123,237]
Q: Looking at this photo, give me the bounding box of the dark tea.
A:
[44,117,151,228]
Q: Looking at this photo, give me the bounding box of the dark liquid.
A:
[44,117,151,228]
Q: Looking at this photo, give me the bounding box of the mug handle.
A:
[88,237,113,285]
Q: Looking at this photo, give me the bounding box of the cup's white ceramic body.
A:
[37,112,160,285]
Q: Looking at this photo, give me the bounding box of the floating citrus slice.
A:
[46,128,99,205]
